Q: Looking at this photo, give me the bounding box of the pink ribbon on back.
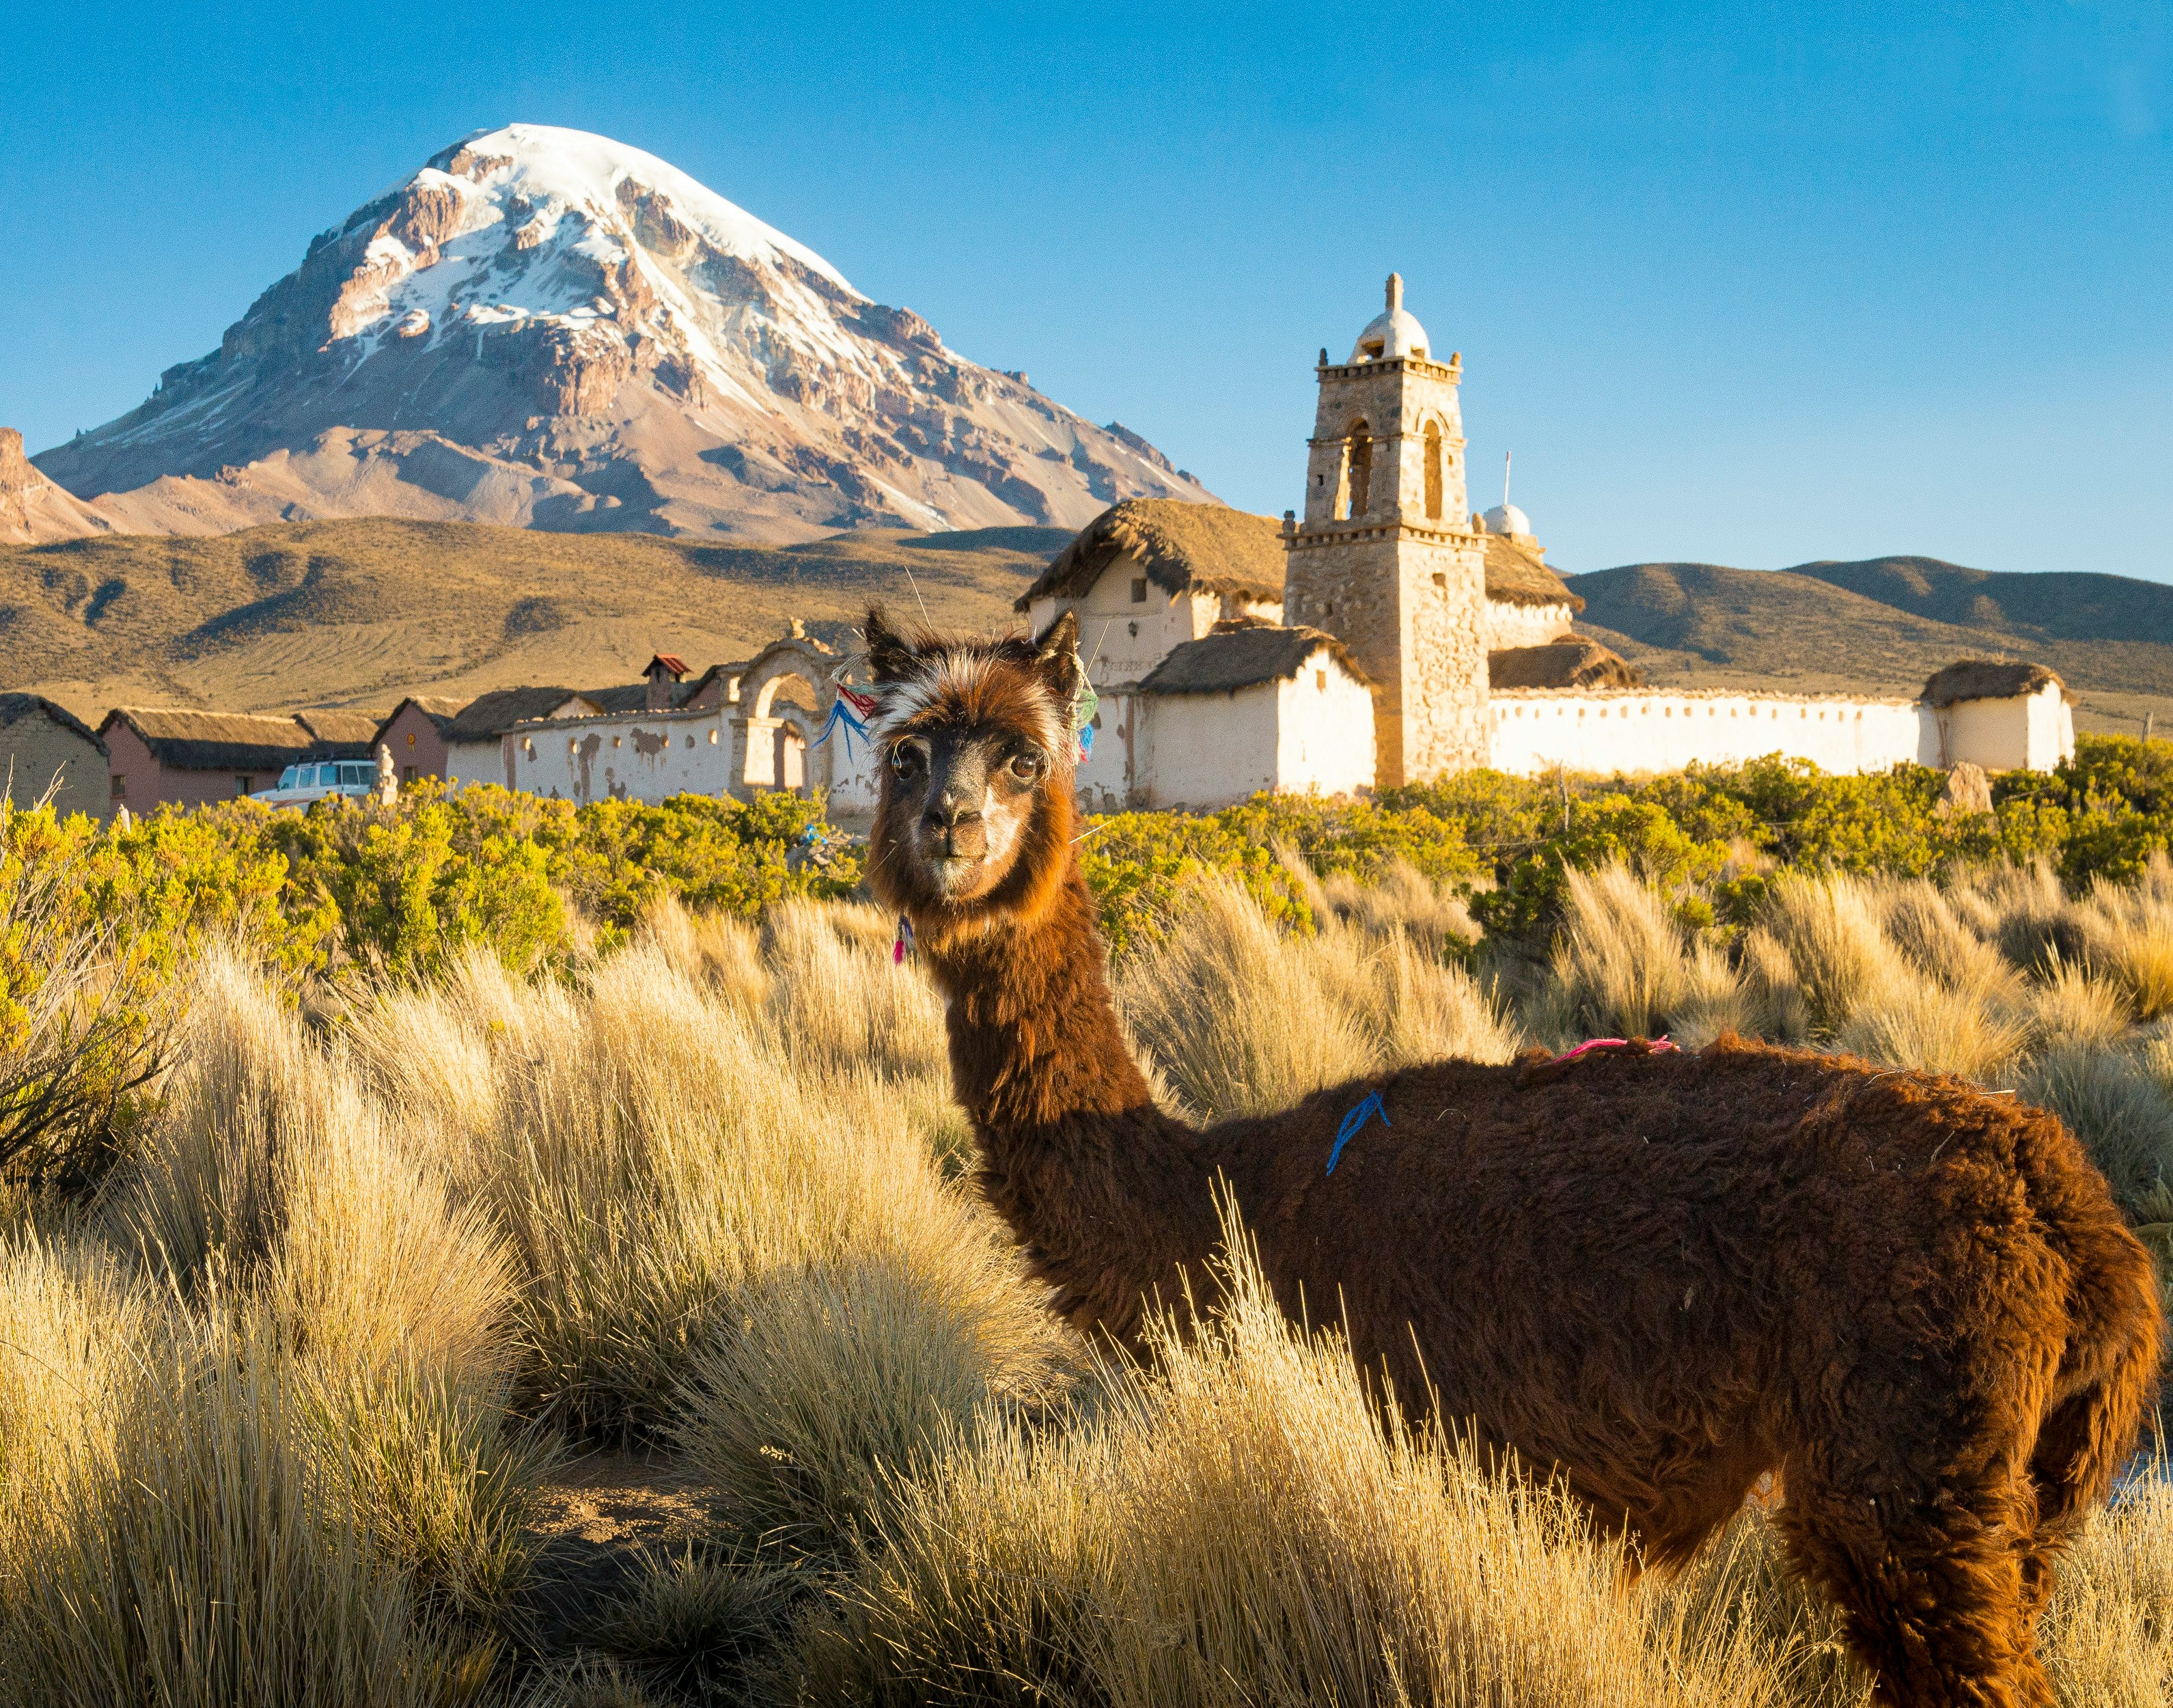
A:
[1553,1036,1680,1064]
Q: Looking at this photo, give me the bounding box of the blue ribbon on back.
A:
[1325,1088,1389,1175]
[814,695,872,759]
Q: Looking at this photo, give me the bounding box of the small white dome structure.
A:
[1350,273,1430,362]
[1482,502,1532,538]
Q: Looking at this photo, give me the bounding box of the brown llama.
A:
[858,604,2163,1708]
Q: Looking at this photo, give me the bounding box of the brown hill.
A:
[0,517,1066,719]
[1566,557,2173,736]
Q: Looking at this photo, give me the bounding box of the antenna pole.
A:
[1503,450,1512,509]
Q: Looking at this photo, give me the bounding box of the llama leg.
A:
[1774,1468,2047,1708]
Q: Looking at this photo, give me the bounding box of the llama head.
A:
[863,605,1083,934]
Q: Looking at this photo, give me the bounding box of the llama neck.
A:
[924,866,1220,1342]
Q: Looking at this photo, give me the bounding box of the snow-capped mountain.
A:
[36,125,1208,540]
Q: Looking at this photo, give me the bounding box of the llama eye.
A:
[1008,752,1044,782]
[889,745,919,777]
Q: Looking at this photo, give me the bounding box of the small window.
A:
[685,735,695,749]
[1315,670,1327,691]
[1432,573,1445,588]
[111,775,125,799]
[1130,577,1148,604]
[235,775,252,797]
[708,728,719,745]
[402,765,417,785]
[613,735,622,749]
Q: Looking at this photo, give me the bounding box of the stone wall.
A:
[1284,523,1489,785]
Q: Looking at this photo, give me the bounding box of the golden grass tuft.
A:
[799,1206,1868,1708]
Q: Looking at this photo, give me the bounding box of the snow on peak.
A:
[437,124,857,295]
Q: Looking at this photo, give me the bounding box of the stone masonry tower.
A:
[1281,275,1489,785]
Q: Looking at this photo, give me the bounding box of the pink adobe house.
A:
[98,708,378,814]
[374,698,464,785]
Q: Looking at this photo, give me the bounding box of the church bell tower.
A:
[1281,275,1489,785]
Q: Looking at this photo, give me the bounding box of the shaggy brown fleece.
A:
[861,606,2164,1708]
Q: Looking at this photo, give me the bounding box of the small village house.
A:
[0,695,111,821]
[99,708,379,813]
[373,698,464,786]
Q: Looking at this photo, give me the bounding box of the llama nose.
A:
[925,790,979,830]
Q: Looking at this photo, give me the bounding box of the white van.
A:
[255,758,378,810]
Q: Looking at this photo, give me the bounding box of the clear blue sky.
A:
[3,2,2168,578]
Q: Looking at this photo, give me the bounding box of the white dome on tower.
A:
[1349,272,1431,362]
[1482,502,1532,537]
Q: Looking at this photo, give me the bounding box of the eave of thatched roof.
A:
[1016,500,1286,612]
[0,693,107,755]
[1483,534,1582,611]
[1137,625,1370,696]
[98,708,320,773]
[376,697,465,741]
[444,687,593,743]
[1487,638,1644,691]
[292,710,381,754]
[1920,660,2071,708]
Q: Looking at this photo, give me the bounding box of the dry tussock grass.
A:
[802,1211,1869,1708]
[3,851,2172,1703]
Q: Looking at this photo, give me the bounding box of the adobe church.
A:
[483,276,2075,816]
[1014,275,2074,811]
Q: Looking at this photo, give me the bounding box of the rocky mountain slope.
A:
[1,429,122,545]
[33,125,1206,542]
[1568,555,2173,731]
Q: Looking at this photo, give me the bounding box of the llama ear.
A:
[863,605,919,683]
[1034,609,1082,706]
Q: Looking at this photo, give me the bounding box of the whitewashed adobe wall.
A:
[1276,664,1377,797]
[1485,600,1577,649]
[1026,553,1282,687]
[1079,654,1375,811]
[447,739,516,791]
[508,707,732,802]
[1487,685,2076,777]
[1488,690,1932,777]
[1934,683,2074,773]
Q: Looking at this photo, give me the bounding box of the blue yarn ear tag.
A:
[1326,1088,1389,1175]
[1070,655,1098,763]
[814,694,872,759]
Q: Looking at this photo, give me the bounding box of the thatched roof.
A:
[376,696,465,741]
[1018,498,1583,616]
[1484,534,1583,611]
[292,711,381,753]
[1138,626,1370,696]
[1016,501,1286,612]
[1921,660,2071,708]
[0,693,106,754]
[98,708,326,773]
[444,687,592,743]
[1488,639,1644,691]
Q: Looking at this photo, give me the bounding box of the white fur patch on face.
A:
[869,647,1069,760]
